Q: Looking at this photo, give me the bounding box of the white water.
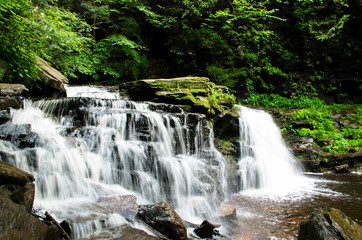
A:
[1,86,227,238]
[237,106,308,195]
[0,86,316,238]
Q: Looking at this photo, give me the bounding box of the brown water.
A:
[224,173,362,240]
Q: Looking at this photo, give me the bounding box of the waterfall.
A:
[237,106,305,193]
[0,86,227,238]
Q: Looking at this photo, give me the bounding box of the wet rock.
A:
[217,206,238,227]
[0,161,35,213]
[0,109,11,124]
[0,124,40,148]
[194,220,217,239]
[60,220,72,236]
[333,164,350,174]
[117,225,159,240]
[298,208,362,240]
[97,195,139,222]
[0,161,61,240]
[0,83,28,97]
[137,201,187,240]
[0,160,35,186]
[79,224,158,240]
[0,197,50,240]
[293,148,321,172]
[0,96,21,110]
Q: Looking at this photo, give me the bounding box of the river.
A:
[225,173,362,239]
[1,85,360,239]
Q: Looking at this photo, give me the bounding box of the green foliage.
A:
[243,94,326,109]
[0,0,90,87]
[287,102,362,153]
[209,87,236,108]
[294,0,350,41]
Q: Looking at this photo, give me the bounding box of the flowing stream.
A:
[0,86,360,239]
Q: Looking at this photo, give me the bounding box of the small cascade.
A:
[0,86,227,238]
[237,106,304,192]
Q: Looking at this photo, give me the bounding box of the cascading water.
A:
[0,85,320,239]
[237,105,305,193]
[0,86,227,239]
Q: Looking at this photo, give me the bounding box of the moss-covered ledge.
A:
[119,77,238,117]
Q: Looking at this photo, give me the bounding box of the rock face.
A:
[137,201,187,240]
[298,208,362,240]
[119,77,236,116]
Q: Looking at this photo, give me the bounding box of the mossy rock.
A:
[298,208,362,240]
[0,161,34,186]
[119,77,236,117]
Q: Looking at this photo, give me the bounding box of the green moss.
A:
[145,77,236,117]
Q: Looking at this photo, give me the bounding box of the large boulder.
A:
[33,58,68,98]
[119,77,237,116]
[0,83,29,97]
[0,161,35,212]
[298,208,362,240]
[0,161,67,240]
[137,201,187,240]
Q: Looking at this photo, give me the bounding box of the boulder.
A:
[217,206,238,227]
[0,96,21,110]
[0,196,50,240]
[0,161,35,212]
[137,201,187,240]
[97,195,139,222]
[298,208,362,240]
[193,220,217,239]
[0,161,67,240]
[0,83,29,97]
[34,58,68,98]
[119,77,236,116]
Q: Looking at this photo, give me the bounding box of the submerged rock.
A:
[97,195,139,222]
[298,208,362,240]
[0,124,40,148]
[137,201,187,240]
